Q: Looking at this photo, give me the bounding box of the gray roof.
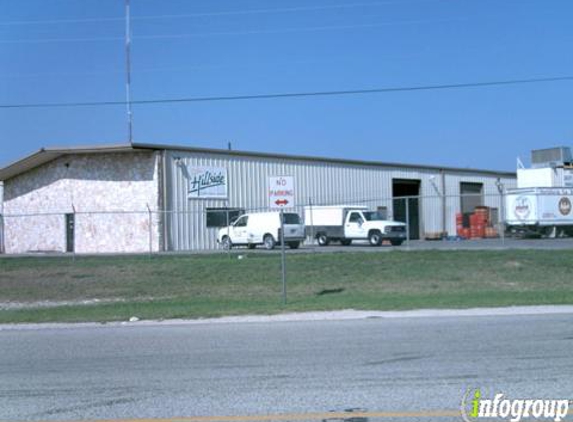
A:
[0,142,516,181]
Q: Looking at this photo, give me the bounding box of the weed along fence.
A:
[0,192,517,255]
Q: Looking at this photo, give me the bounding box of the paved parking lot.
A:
[2,237,573,259]
[225,237,573,254]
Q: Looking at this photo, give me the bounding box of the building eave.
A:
[132,142,517,178]
[0,144,135,181]
[0,141,517,181]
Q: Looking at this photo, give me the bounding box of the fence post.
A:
[146,204,153,258]
[500,191,505,246]
[71,205,76,262]
[495,180,506,246]
[226,209,231,259]
[405,197,410,249]
[308,197,314,247]
[280,208,287,305]
[0,213,4,254]
[440,170,447,240]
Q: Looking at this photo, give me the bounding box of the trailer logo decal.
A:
[559,197,571,216]
[513,196,532,220]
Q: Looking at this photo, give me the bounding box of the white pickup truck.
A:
[304,205,407,246]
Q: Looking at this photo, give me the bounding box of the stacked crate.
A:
[456,206,498,239]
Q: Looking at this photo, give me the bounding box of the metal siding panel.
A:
[165,149,516,249]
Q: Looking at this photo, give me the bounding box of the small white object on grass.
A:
[129,316,140,322]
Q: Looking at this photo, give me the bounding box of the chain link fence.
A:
[0,192,533,255]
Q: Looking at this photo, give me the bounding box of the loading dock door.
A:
[392,179,421,240]
[460,182,484,214]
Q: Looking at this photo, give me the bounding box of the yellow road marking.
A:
[19,410,462,422]
[7,406,573,422]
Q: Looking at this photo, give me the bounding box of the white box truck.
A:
[304,205,407,246]
[505,187,573,237]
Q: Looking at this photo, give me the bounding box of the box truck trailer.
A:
[505,188,573,237]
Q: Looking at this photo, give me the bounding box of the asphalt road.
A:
[1,313,573,422]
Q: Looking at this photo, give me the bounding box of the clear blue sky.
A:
[1,0,572,171]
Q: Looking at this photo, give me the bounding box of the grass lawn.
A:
[0,250,572,323]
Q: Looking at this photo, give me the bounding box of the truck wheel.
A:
[263,234,276,250]
[368,231,382,246]
[542,226,557,238]
[390,239,403,246]
[221,236,233,250]
[340,239,352,246]
[288,241,300,249]
[317,234,330,246]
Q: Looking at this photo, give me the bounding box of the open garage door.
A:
[392,179,421,240]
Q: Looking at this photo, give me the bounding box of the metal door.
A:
[65,213,75,253]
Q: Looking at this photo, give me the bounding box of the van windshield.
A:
[282,213,301,224]
[362,211,386,221]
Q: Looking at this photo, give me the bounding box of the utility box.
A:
[531,146,572,168]
[517,168,556,188]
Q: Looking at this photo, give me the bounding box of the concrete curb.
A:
[1,305,573,331]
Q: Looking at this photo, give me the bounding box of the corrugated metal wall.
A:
[163,149,516,250]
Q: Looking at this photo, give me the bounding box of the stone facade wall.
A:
[0,181,4,253]
[2,151,160,254]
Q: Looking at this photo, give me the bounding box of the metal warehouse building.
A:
[0,143,516,254]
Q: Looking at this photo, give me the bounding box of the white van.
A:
[217,211,305,250]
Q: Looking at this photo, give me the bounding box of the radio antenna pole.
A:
[125,0,133,144]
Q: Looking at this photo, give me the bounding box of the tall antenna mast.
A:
[125,0,133,144]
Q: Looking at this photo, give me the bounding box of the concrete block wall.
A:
[2,151,160,254]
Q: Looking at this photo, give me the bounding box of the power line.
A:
[1,76,572,109]
[0,35,121,44]
[0,18,463,44]
[137,19,464,40]
[0,0,435,26]
[0,58,340,79]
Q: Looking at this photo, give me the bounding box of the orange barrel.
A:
[485,227,498,238]
[475,207,490,224]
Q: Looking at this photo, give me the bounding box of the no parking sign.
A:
[269,176,295,209]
